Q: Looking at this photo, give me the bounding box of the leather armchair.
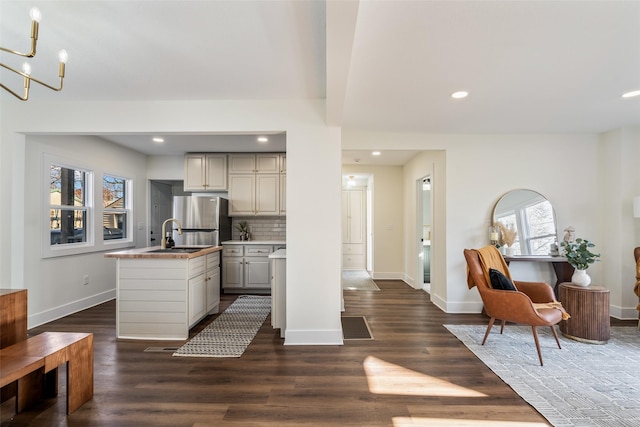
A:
[464,247,563,365]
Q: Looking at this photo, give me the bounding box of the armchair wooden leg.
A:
[531,326,544,366]
[549,325,562,349]
[482,318,496,345]
[500,320,506,334]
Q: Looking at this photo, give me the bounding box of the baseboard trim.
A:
[28,289,116,328]
[609,304,640,320]
[371,272,404,280]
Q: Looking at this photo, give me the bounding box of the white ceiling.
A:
[2,1,639,161]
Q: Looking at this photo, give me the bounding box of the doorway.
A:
[149,180,187,247]
[417,175,432,293]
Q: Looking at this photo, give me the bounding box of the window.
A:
[523,200,555,255]
[49,164,91,245]
[44,153,134,258]
[103,174,130,241]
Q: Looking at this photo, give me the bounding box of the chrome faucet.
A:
[161,218,182,249]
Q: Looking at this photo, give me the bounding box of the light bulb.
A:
[22,62,32,76]
[29,7,41,23]
[58,49,69,64]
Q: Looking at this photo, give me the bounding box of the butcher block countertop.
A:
[104,245,222,259]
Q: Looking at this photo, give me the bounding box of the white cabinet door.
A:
[256,153,280,173]
[184,154,206,191]
[279,154,286,173]
[343,189,364,244]
[188,273,206,327]
[245,257,271,288]
[205,154,227,190]
[279,174,286,215]
[228,154,256,173]
[228,174,256,216]
[349,190,364,244]
[256,174,279,216]
[342,189,366,270]
[205,252,220,314]
[222,257,244,288]
[206,267,220,314]
[184,154,227,191]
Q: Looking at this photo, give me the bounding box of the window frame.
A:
[102,172,133,245]
[43,154,94,258]
[42,153,135,258]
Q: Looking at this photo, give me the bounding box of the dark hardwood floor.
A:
[2,280,633,426]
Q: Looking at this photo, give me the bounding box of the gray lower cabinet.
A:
[222,244,273,292]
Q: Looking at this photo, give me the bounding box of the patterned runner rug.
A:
[342,270,380,291]
[173,295,271,358]
[445,324,640,426]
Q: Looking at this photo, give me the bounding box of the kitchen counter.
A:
[222,240,286,245]
[105,245,222,259]
[269,249,287,259]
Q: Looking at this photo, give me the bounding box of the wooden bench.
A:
[0,332,94,414]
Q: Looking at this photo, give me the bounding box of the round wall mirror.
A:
[492,189,558,256]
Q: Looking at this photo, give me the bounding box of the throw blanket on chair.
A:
[466,245,512,289]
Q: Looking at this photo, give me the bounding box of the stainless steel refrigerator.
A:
[172,196,231,246]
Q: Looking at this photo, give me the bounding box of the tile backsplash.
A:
[231,217,286,241]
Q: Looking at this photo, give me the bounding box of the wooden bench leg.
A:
[43,368,58,398]
[16,368,44,413]
[66,335,93,414]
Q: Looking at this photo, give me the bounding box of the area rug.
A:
[342,270,380,291]
[342,316,373,340]
[444,324,640,427]
[173,295,271,358]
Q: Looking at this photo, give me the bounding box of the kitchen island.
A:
[105,245,222,340]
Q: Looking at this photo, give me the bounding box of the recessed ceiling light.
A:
[257,136,269,143]
[622,90,640,98]
[451,91,469,99]
[372,151,381,156]
[152,137,164,143]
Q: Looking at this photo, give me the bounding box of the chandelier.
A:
[0,7,68,101]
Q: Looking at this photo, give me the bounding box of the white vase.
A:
[571,268,591,287]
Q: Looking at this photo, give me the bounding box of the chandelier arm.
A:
[0,61,64,97]
[27,75,64,92]
[0,21,38,57]
[0,61,30,78]
[0,83,28,101]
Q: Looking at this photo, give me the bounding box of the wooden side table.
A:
[558,282,610,344]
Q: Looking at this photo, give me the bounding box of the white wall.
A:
[599,128,640,319]
[1,99,343,342]
[23,135,149,325]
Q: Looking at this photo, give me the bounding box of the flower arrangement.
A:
[560,238,600,270]
[495,222,517,247]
